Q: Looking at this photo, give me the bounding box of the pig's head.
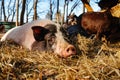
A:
[31,24,76,58]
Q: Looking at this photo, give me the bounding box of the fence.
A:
[0,22,15,32]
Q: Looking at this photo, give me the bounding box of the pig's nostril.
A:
[66,46,76,53]
[67,48,69,52]
[72,48,75,52]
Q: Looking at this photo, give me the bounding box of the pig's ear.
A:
[32,26,49,41]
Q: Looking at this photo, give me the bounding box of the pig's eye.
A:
[48,36,55,43]
[45,33,56,45]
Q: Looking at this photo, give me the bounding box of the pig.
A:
[66,24,90,38]
[1,19,76,58]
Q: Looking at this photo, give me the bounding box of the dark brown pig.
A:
[1,19,76,58]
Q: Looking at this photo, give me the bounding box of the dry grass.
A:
[0,4,120,80]
[0,34,120,80]
[111,4,120,17]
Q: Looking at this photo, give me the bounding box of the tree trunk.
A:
[26,0,33,23]
[61,0,66,25]
[16,0,19,26]
[20,0,26,25]
[33,0,38,20]
[6,0,12,21]
[50,0,52,20]
[2,0,6,21]
[56,0,60,23]
[26,0,29,22]
[66,0,69,23]
[0,1,2,21]
[11,0,16,22]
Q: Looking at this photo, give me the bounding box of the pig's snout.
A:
[62,45,76,58]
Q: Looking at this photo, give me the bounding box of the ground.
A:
[0,33,120,80]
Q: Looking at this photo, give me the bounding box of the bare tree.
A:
[62,0,73,24]
[57,0,59,13]
[26,0,33,22]
[56,0,60,23]
[61,0,66,24]
[6,0,12,21]
[20,0,26,25]
[33,0,38,20]
[16,0,19,26]
[1,0,6,21]
[65,0,73,23]
[1,0,16,22]
[49,0,53,20]
[69,0,80,16]
[46,0,55,20]
[0,0,2,21]
[11,0,16,22]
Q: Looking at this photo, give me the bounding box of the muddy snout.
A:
[62,45,76,58]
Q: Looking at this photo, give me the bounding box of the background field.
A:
[0,34,120,80]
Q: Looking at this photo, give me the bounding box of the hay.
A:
[111,4,120,17]
[0,34,120,80]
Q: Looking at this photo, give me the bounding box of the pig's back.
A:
[1,19,57,50]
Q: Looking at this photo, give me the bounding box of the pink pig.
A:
[1,19,76,58]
